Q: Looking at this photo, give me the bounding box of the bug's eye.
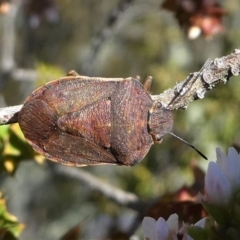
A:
[157,102,162,108]
[155,134,163,143]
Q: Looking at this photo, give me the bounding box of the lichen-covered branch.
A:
[154,49,240,110]
[0,104,22,125]
[0,49,240,125]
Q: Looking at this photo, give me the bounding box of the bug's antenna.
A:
[169,132,208,160]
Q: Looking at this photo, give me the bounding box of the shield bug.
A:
[18,72,174,166]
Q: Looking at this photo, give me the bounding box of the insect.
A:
[18,71,174,166]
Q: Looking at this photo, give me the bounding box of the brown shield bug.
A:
[18,71,174,166]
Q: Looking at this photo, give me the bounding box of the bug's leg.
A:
[143,76,153,92]
[134,75,141,81]
[67,70,89,78]
[67,70,80,76]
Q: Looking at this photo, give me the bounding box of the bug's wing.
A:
[57,98,111,149]
[28,78,120,116]
[18,99,118,166]
[111,79,153,166]
[44,130,117,166]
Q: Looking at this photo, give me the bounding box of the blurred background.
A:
[0,0,240,239]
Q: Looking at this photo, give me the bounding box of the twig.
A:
[0,1,19,73]
[81,0,135,75]
[53,164,146,211]
[0,1,21,91]
[11,68,38,82]
[0,104,21,125]
[52,163,162,234]
[0,49,240,125]
[153,49,240,110]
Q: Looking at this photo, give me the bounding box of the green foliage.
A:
[0,124,45,175]
[0,193,24,239]
[35,62,66,87]
[187,226,208,240]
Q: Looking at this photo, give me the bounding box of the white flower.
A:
[216,147,240,192]
[203,147,240,206]
[204,161,232,206]
[142,214,178,240]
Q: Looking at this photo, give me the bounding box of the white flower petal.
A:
[216,147,227,168]
[216,148,240,192]
[166,214,178,233]
[142,217,156,240]
[156,217,171,240]
[193,217,207,228]
[205,161,232,206]
[226,147,240,191]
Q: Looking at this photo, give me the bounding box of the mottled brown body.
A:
[18,74,173,166]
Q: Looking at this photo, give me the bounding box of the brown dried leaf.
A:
[161,0,226,38]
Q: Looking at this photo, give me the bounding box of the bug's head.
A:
[148,101,173,143]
